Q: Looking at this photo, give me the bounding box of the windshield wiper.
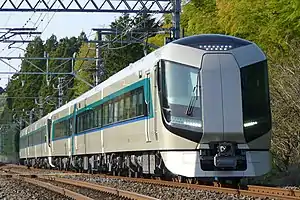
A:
[185,71,200,116]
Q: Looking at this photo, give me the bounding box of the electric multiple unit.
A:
[19,34,272,179]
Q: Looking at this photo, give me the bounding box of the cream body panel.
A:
[85,131,102,154]
[75,134,86,155]
[52,139,69,156]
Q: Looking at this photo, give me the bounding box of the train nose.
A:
[200,53,246,143]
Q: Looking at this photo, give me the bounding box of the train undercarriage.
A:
[20,150,243,186]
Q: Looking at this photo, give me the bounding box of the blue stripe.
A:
[52,115,149,142]
[78,78,149,114]
[52,77,154,141]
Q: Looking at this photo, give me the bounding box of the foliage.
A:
[73,13,161,95]
[2,33,85,126]
[101,13,161,80]
[73,43,96,97]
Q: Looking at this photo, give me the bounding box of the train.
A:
[19,34,272,182]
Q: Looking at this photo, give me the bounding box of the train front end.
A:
[157,34,272,178]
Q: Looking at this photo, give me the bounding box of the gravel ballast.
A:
[60,175,276,200]
[38,178,126,200]
[0,176,71,200]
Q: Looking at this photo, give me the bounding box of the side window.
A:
[97,106,102,127]
[87,112,91,129]
[90,111,94,129]
[131,91,137,117]
[69,118,73,135]
[137,88,144,116]
[64,121,68,136]
[84,113,88,131]
[82,113,86,131]
[124,95,131,119]
[108,102,114,124]
[103,104,108,125]
[94,109,98,127]
[119,97,124,121]
[76,117,80,133]
[114,100,119,122]
[80,116,83,132]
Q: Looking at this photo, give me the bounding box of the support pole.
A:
[172,0,181,40]
[19,116,23,129]
[29,109,34,124]
[95,31,102,85]
[57,77,64,108]
[44,51,50,86]
[38,96,43,119]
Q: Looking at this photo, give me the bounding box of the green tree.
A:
[73,43,96,97]
[6,37,45,122]
[73,13,161,95]
[102,13,161,79]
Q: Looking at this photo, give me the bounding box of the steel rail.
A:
[38,175,160,200]
[3,164,300,200]
[0,167,93,200]
[78,174,300,200]
[14,175,93,200]
[0,165,159,200]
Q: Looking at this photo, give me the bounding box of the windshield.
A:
[240,60,272,142]
[161,60,202,132]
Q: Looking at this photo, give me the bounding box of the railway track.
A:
[60,173,300,200]
[2,164,300,200]
[0,165,158,200]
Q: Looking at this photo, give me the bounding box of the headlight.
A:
[170,116,202,128]
[243,121,258,127]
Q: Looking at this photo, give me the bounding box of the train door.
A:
[40,127,43,157]
[71,104,77,156]
[200,54,244,143]
[46,119,52,154]
[43,129,47,154]
[26,131,29,159]
[145,71,152,143]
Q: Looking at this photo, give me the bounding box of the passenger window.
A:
[94,110,98,127]
[108,102,113,124]
[103,104,108,125]
[132,91,137,117]
[124,95,131,119]
[114,100,119,122]
[97,107,102,127]
[137,89,144,116]
[119,97,124,121]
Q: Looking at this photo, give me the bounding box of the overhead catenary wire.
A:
[2,0,59,57]
[3,5,164,116]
